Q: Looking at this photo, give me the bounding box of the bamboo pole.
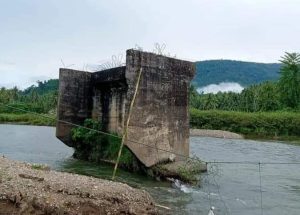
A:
[112,68,143,180]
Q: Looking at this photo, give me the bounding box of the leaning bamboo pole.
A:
[112,68,143,180]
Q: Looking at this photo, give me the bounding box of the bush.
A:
[71,119,139,170]
[0,113,55,126]
[190,109,300,138]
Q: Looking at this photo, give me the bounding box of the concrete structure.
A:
[56,49,195,167]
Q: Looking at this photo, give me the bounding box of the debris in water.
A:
[236,198,247,206]
[172,179,194,193]
[208,206,215,215]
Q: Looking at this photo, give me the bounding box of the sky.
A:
[1,0,300,88]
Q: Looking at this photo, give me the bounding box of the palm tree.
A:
[278,52,300,108]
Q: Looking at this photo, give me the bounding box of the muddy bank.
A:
[190,129,243,139]
[0,156,157,215]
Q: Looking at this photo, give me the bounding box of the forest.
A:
[0,79,58,125]
[190,52,300,141]
[191,52,300,112]
[0,52,299,140]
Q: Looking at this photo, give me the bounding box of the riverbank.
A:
[0,156,157,214]
[2,111,300,144]
[0,113,55,126]
[190,129,243,139]
[190,109,300,144]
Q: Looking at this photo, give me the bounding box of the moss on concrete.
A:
[150,158,207,184]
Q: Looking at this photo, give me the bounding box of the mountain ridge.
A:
[193,60,281,87]
[9,59,282,93]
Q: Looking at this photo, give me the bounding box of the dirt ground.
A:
[0,156,157,215]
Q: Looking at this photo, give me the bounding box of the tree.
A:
[278,52,300,109]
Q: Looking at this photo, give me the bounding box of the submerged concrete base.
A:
[150,160,207,183]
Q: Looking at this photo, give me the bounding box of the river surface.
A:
[1,124,300,215]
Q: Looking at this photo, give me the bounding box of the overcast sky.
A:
[1,0,300,88]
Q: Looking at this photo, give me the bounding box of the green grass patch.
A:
[31,164,50,170]
[0,113,55,126]
[190,109,300,141]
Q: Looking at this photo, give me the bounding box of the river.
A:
[0,124,300,215]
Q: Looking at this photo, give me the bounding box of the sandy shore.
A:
[0,156,157,215]
[190,129,243,139]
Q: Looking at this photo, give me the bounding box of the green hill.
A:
[22,60,281,92]
[193,60,281,87]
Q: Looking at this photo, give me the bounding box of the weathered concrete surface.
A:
[92,66,127,133]
[124,50,195,167]
[56,69,92,146]
[152,160,207,183]
[56,49,195,167]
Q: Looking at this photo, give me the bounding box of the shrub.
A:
[190,109,300,138]
[71,119,139,169]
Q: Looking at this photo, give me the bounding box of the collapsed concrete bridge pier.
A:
[56,49,195,167]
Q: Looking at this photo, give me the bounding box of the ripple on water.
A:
[1,125,300,215]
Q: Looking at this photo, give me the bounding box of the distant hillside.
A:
[24,60,281,93]
[193,60,281,87]
[22,79,59,95]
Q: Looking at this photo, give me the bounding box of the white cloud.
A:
[197,82,244,94]
[1,0,300,88]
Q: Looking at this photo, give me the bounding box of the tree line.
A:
[1,52,299,115]
[0,79,58,114]
[190,52,300,112]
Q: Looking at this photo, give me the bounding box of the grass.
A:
[31,164,50,171]
[0,113,55,126]
[190,109,300,143]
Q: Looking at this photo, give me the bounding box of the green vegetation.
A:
[190,52,300,141]
[190,81,283,112]
[31,164,50,171]
[0,79,58,114]
[190,109,300,141]
[0,52,299,144]
[71,119,140,170]
[278,53,300,109]
[194,60,281,87]
[150,158,205,184]
[191,53,300,112]
[22,79,58,95]
[0,113,55,126]
[71,119,206,182]
[0,79,58,125]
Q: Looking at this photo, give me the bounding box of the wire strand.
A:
[3,102,300,214]
[2,103,300,166]
[0,103,198,161]
[258,162,264,215]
